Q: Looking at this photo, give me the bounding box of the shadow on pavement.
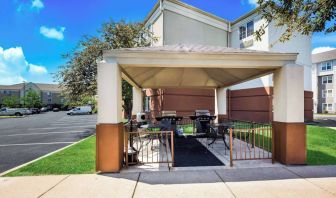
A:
[99,166,336,184]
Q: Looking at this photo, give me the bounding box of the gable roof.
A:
[0,83,61,92]
[107,43,297,56]
[103,44,297,89]
[144,0,258,28]
[0,83,24,90]
[35,83,62,92]
[312,49,336,64]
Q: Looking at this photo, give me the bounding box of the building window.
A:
[239,20,254,40]
[239,26,246,40]
[320,61,333,71]
[322,89,333,98]
[144,96,150,112]
[322,103,333,112]
[246,21,254,37]
[47,92,51,96]
[322,75,333,84]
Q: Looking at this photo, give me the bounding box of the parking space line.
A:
[50,122,96,126]
[0,131,87,137]
[0,142,75,147]
[28,125,94,130]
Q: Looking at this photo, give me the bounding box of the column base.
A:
[217,114,228,122]
[96,123,124,173]
[272,122,306,165]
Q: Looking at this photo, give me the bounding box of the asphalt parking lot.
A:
[0,112,96,173]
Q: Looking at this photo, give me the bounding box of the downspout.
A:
[227,22,231,48]
[160,0,165,46]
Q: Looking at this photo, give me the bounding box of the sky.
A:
[0,0,335,85]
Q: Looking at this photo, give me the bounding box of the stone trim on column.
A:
[96,123,124,172]
[272,122,306,164]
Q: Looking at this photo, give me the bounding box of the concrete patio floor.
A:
[122,136,276,173]
[1,166,336,198]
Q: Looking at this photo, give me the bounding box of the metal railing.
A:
[124,130,174,168]
[229,120,273,167]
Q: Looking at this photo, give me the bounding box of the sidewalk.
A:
[1,166,335,198]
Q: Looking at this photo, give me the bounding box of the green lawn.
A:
[5,136,96,176]
[307,125,336,165]
[4,125,336,176]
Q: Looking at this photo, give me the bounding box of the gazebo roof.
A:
[103,44,298,89]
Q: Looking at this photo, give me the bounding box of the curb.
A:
[0,135,95,177]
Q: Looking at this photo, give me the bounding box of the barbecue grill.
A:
[155,111,183,133]
[190,110,216,133]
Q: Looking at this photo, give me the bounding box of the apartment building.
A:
[312,49,336,113]
[0,82,64,107]
[142,0,313,122]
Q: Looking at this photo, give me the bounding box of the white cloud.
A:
[40,26,65,40]
[0,46,48,85]
[31,0,44,10]
[312,46,336,54]
[242,0,258,7]
[248,0,258,6]
[29,64,47,75]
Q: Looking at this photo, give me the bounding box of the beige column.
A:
[132,87,143,116]
[273,63,306,164]
[96,60,124,173]
[215,87,227,122]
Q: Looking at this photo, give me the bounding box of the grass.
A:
[0,116,22,119]
[307,125,336,165]
[5,135,96,177]
[4,125,336,176]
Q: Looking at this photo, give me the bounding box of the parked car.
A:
[53,108,60,112]
[30,108,41,114]
[23,108,32,115]
[0,107,27,116]
[40,107,48,112]
[67,106,92,115]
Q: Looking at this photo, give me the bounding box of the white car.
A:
[0,107,28,116]
[67,106,92,115]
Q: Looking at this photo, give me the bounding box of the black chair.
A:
[194,118,217,147]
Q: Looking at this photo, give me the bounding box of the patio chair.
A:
[194,118,217,148]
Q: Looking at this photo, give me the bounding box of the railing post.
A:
[272,124,275,164]
[171,131,174,167]
[229,128,233,167]
[124,131,129,168]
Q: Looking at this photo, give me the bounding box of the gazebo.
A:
[96,44,306,172]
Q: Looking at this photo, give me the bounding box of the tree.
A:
[22,90,42,108]
[255,0,336,43]
[56,20,156,119]
[2,96,19,108]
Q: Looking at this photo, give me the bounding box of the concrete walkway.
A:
[1,166,336,198]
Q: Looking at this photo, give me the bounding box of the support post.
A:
[132,87,143,116]
[272,64,306,164]
[215,87,228,122]
[96,60,124,172]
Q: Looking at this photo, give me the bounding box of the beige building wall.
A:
[151,13,164,46]
[163,10,228,46]
[230,12,312,92]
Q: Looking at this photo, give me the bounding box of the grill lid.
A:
[195,110,210,116]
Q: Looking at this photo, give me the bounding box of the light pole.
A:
[23,81,26,107]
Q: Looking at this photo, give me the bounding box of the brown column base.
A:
[96,123,124,173]
[272,122,306,165]
[217,114,228,122]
